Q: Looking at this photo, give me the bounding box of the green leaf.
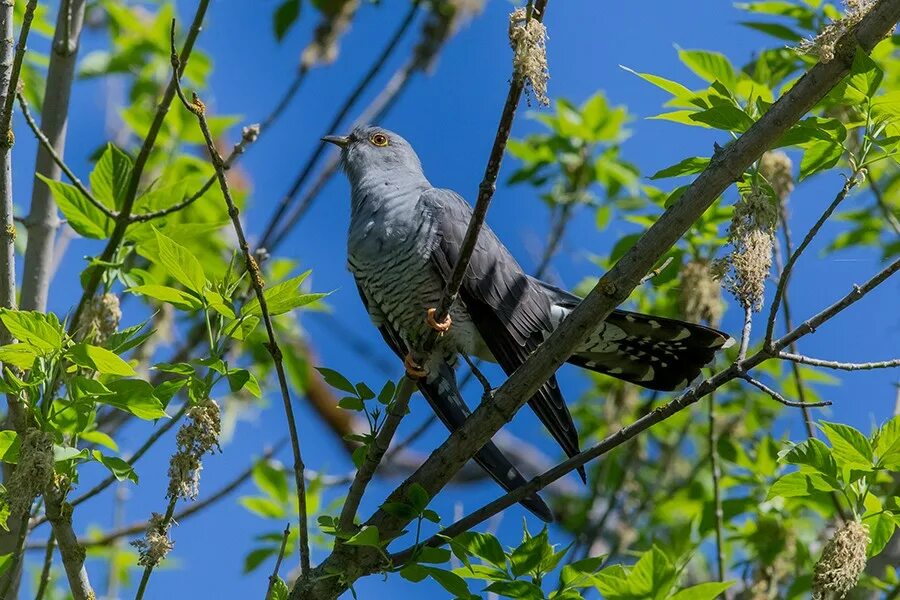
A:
[227,368,261,398]
[865,511,896,557]
[650,157,710,179]
[243,546,277,573]
[781,438,838,479]
[0,553,11,578]
[345,525,380,547]
[252,459,289,504]
[273,0,300,41]
[678,48,738,87]
[670,581,736,600]
[424,567,470,597]
[98,379,168,420]
[0,344,37,369]
[0,431,19,463]
[316,367,356,394]
[80,430,119,452]
[627,546,676,599]
[766,471,838,500]
[271,577,289,600]
[510,528,550,577]
[67,343,136,376]
[620,65,693,98]
[453,531,507,569]
[485,580,544,600]
[243,272,327,317]
[91,450,138,483]
[377,380,396,405]
[38,176,112,239]
[688,105,755,132]
[874,415,900,468]
[0,309,64,353]
[204,290,236,319]
[153,229,207,293]
[90,143,133,210]
[820,421,874,470]
[337,396,364,411]
[738,21,801,41]
[406,483,430,513]
[560,556,605,589]
[799,140,842,180]
[846,48,883,101]
[239,496,286,519]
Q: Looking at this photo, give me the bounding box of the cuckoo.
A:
[324,126,732,520]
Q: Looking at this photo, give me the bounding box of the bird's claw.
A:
[426,308,452,335]
[404,353,427,379]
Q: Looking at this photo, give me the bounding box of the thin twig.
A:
[265,525,292,600]
[16,92,115,219]
[738,305,752,361]
[128,125,260,223]
[169,20,311,577]
[640,256,674,284]
[778,352,900,371]
[259,0,421,248]
[708,394,725,582]
[0,0,38,135]
[739,373,831,408]
[33,531,55,600]
[765,174,859,346]
[870,177,900,236]
[338,377,416,531]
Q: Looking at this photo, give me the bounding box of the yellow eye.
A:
[370,133,389,147]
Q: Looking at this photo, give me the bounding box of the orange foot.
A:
[426,308,452,334]
[404,353,427,379]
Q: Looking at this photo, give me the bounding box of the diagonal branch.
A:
[391,253,898,561]
[777,352,900,370]
[169,21,311,577]
[290,3,900,596]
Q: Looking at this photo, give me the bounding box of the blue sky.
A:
[15,0,899,598]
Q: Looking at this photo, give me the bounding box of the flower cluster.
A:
[812,520,870,599]
[509,7,549,106]
[166,399,221,501]
[82,293,122,345]
[679,260,726,326]
[715,188,778,311]
[759,151,794,202]
[132,512,175,568]
[1,429,53,517]
[797,0,875,62]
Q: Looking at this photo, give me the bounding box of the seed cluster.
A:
[132,512,174,568]
[812,520,870,599]
[509,7,549,106]
[797,0,875,62]
[166,399,221,501]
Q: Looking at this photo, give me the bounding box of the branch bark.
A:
[20,0,88,313]
[289,3,900,595]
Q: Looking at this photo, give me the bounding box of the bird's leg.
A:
[404,353,427,379]
[425,307,452,334]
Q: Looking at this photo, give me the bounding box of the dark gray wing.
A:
[420,188,584,481]
[352,282,552,521]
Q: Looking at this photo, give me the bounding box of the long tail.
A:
[538,280,733,391]
[419,362,553,522]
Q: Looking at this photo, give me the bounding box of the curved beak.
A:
[321,135,350,148]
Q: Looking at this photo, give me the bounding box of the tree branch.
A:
[43,483,94,600]
[20,0,89,314]
[765,173,860,346]
[290,3,900,594]
[777,351,900,370]
[170,21,311,577]
[265,524,291,600]
[738,372,831,408]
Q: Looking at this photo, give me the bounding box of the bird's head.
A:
[322,125,426,188]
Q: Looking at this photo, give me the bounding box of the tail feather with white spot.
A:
[534,279,733,391]
[569,309,733,391]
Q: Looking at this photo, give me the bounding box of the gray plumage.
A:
[326,126,732,521]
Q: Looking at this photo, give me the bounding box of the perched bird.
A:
[324,126,732,521]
